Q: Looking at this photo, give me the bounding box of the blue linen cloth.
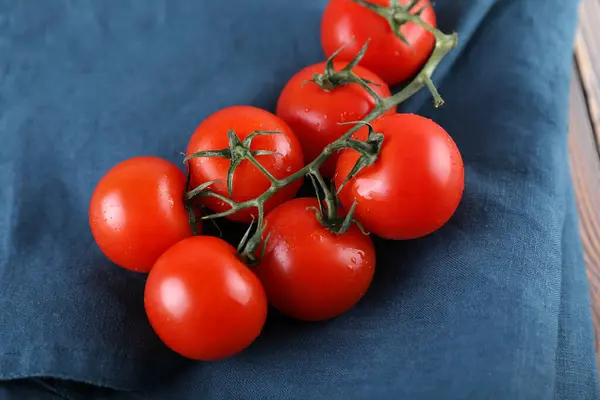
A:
[0,0,598,398]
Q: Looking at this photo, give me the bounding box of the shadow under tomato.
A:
[248,189,473,351]
[83,255,194,389]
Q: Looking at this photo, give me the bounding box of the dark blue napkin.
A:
[0,0,598,398]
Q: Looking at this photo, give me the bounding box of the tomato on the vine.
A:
[89,156,197,273]
[255,198,375,321]
[186,106,304,223]
[334,113,464,240]
[144,236,267,360]
[276,61,394,177]
[321,0,436,86]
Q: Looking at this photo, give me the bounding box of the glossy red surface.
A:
[276,60,394,177]
[186,106,304,223]
[89,156,195,272]
[321,0,436,86]
[256,198,375,321]
[334,114,464,240]
[144,236,267,360]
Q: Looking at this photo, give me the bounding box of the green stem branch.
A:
[189,18,458,261]
[310,168,337,222]
[247,154,279,185]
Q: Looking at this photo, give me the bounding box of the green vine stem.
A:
[185,4,458,264]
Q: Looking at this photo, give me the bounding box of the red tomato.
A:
[276,61,394,178]
[186,106,304,223]
[144,236,267,360]
[321,0,436,86]
[89,156,196,273]
[256,198,375,321]
[334,114,464,240]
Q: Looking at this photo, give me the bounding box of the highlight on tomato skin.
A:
[276,60,394,178]
[185,105,305,224]
[321,0,437,86]
[88,156,198,273]
[79,0,464,368]
[144,236,268,361]
[255,197,376,322]
[334,113,464,240]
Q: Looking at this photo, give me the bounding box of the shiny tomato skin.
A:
[89,156,196,273]
[186,106,304,223]
[334,114,464,240]
[144,236,267,361]
[321,0,436,86]
[256,198,375,322]
[276,61,394,178]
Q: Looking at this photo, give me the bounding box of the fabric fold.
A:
[0,0,597,398]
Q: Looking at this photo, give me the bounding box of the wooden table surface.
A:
[570,0,600,367]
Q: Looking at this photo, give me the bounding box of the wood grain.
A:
[569,67,600,362]
[575,0,600,147]
[571,0,600,365]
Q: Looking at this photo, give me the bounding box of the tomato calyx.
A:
[185,129,282,199]
[180,21,458,264]
[237,216,272,266]
[350,0,431,47]
[336,122,384,193]
[351,0,458,107]
[306,41,384,103]
[307,171,367,236]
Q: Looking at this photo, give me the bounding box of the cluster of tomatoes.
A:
[88,0,464,361]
